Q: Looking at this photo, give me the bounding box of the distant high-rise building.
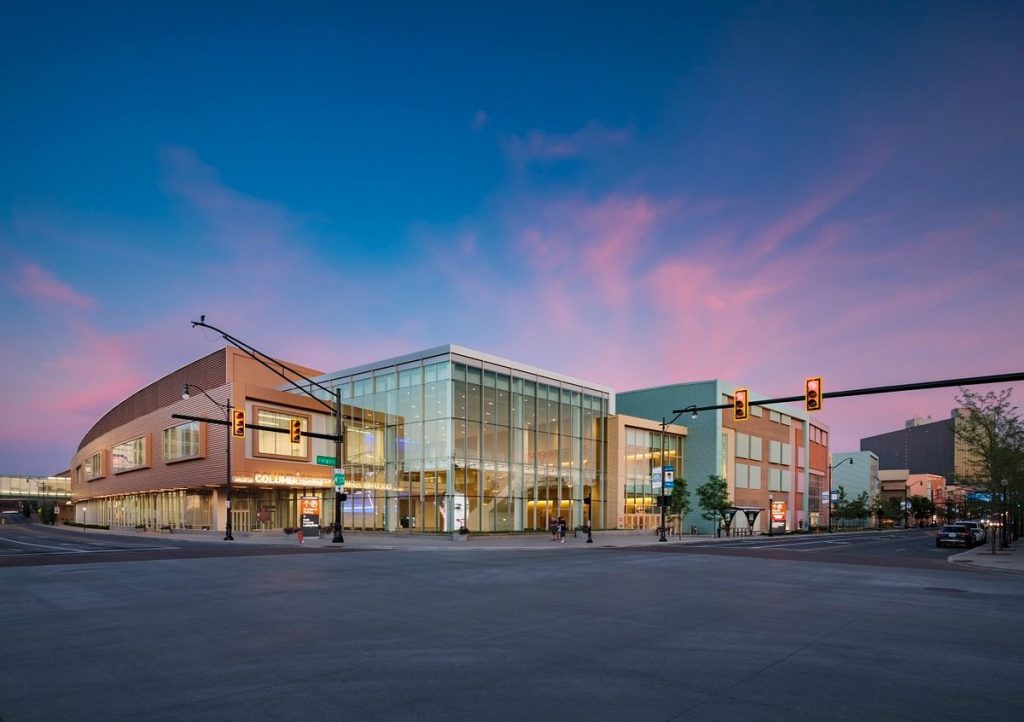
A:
[860,410,976,484]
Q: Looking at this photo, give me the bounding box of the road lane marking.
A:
[0,535,86,551]
[0,535,181,553]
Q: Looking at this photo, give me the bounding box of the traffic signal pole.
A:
[673,372,1024,537]
[190,316,346,543]
[673,372,1024,417]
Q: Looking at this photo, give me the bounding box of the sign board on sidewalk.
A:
[770,500,787,533]
[300,496,321,538]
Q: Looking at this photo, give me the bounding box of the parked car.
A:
[936,524,974,548]
[957,520,986,545]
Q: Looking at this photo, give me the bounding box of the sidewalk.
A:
[948,534,1024,575]
[65,523,719,550]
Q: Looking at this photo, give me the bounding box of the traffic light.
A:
[231,409,246,438]
[289,418,302,444]
[805,376,823,412]
[734,388,749,421]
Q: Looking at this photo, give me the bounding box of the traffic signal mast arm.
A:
[170,413,341,441]
[191,316,338,415]
[671,371,1024,416]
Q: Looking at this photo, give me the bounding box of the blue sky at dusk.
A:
[2,1,1022,475]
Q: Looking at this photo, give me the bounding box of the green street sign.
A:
[316,456,337,466]
[333,469,346,486]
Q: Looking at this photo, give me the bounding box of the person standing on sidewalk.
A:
[558,517,566,543]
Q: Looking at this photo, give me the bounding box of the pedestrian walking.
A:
[558,517,566,543]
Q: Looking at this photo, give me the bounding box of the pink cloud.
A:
[10,263,96,309]
[0,320,152,461]
[511,194,662,306]
[750,144,892,257]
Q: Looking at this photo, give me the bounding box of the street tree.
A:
[883,497,905,527]
[851,491,871,527]
[954,387,1024,538]
[909,495,934,526]
[696,475,731,537]
[668,478,691,534]
[832,485,850,529]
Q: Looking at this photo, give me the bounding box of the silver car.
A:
[936,524,973,548]
[957,520,986,545]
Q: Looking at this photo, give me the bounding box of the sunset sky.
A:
[2,1,1022,475]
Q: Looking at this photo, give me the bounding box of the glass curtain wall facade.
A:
[622,428,683,530]
[319,349,609,533]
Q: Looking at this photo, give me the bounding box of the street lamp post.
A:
[182,383,234,541]
[332,388,344,544]
[769,494,774,536]
[585,493,593,543]
[658,406,697,542]
[828,457,854,533]
[1001,479,1009,548]
[904,484,909,529]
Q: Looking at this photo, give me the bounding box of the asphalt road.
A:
[1,524,1021,722]
[645,528,965,570]
[0,520,339,567]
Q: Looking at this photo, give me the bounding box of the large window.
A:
[164,421,200,462]
[314,356,607,534]
[623,427,681,529]
[113,436,148,474]
[83,452,103,481]
[254,408,310,460]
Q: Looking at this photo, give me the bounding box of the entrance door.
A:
[232,508,250,532]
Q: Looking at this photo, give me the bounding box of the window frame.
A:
[112,434,150,475]
[253,406,313,461]
[163,421,204,464]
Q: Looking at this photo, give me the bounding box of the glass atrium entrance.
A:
[308,348,610,534]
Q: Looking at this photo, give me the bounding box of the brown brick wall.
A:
[70,347,328,501]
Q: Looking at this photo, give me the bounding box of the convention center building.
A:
[70,343,828,536]
[70,345,690,535]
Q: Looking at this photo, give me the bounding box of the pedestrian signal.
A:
[231,409,246,438]
[805,377,823,412]
[290,418,302,443]
[734,388,749,421]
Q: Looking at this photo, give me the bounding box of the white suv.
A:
[957,520,986,545]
